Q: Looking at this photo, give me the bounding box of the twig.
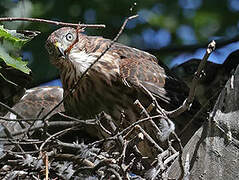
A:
[134,100,163,136]
[183,153,190,180]
[172,132,184,180]
[0,17,105,28]
[41,14,138,121]
[135,125,164,153]
[137,84,175,141]
[0,101,26,129]
[1,123,24,153]
[106,168,122,180]
[89,114,164,147]
[58,112,96,124]
[0,120,94,138]
[2,139,43,145]
[0,117,42,121]
[77,158,117,174]
[164,151,179,166]
[50,153,94,167]
[42,151,49,180]
[39,127,74,151]
[167,40,216,118]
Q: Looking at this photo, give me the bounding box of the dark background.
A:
[1,0,239,86]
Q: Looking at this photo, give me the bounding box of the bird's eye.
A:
[66,33,74,41]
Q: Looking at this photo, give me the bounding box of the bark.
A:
[168,64,239,179]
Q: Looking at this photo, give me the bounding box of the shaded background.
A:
[0,0,239,87]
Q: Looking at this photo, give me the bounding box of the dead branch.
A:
[0,101,26,129]
[0,120,94,138]
[50,153,94,167]
[167,40,216,118]
[88,114,164,148]
[0,17,105,28]
[39,127,74,152]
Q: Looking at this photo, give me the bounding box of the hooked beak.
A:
[55,42,66,58]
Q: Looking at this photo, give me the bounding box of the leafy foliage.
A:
[0,25,37,74]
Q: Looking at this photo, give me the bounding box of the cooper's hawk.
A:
[0,86,64,156]
[45,27,202,150]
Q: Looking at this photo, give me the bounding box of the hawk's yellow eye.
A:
[66,33,73,41]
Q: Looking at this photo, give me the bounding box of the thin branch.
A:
[39,127,73,151]
[0,117,42,121]
[50,153,94,167]
[167,40,216,118]
[0,120,94,138]
[0,101,26,129]
[89,114,164,147]
[172,132,184,179]
[0,17,105,28]
[0,102,24,119]
[135,125,164,153]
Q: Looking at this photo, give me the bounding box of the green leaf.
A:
[0,26,39,74]
[0,47,31,74]
[0,25,39,49]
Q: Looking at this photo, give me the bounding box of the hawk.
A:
[0,86,64,156]
[45,27,202,148]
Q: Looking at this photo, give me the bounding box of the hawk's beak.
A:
[55,42,66,57]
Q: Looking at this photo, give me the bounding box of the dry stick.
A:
[3,149,39,155]
[50,153,94,167]
[107,168,122,180]
[135,125,164,153]
[58,112,96,124]
[0,17,105,28]
[0,101,26,129]
[158,41,215,179]
[42,151,49,180]
[164,151,179,166]
[171,131,185,180]
[0,117,42,121]
[0,120,94,138]
[3,140,43,145]
[1,123,24,153]
[178,41,216,137]
[137,84,175,140]
[134,100,163,137]
[89,114,164,147]
[168,40,216,118]
[56,140,89,151]
[39,127,74,151]
[40,14,139,122]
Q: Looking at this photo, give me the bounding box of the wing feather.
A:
[86,36,189,109]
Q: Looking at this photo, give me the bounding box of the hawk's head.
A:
[45,27,92,72]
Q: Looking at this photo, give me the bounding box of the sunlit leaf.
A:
[0,47,31,74]
[0,25,39,49]
[0,26,39,74]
